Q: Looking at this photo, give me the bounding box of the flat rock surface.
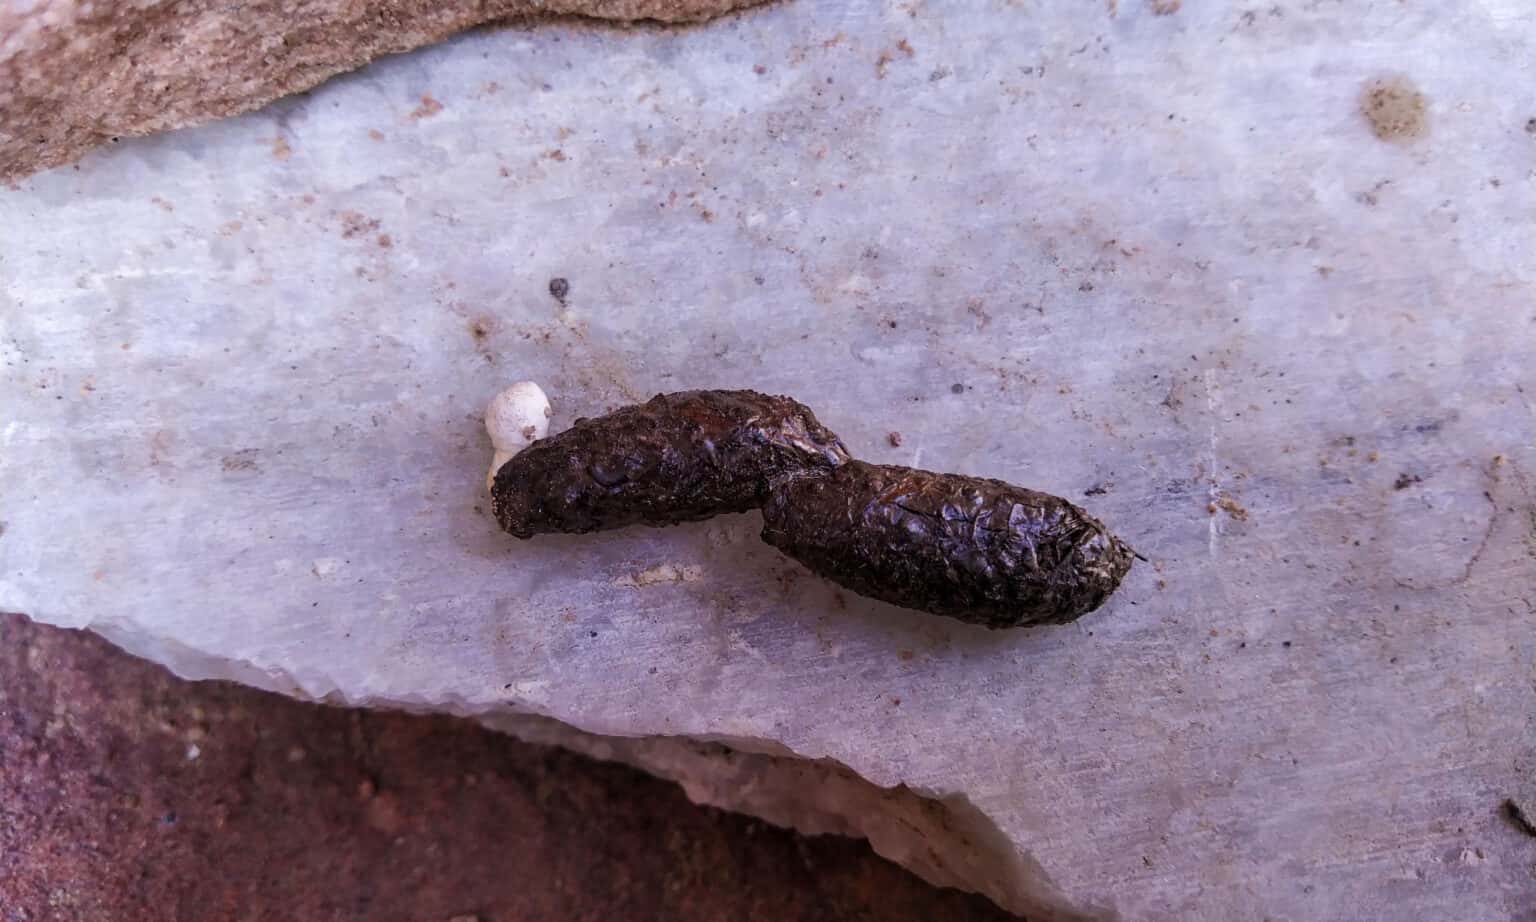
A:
[0,612,1009,921]
[3,2,1535,919]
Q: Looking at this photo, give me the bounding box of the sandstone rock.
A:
[2,2,1533,919]
[0,0,761,181]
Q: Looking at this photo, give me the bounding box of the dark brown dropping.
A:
[492,390,851,538]
[760,461,1134,628]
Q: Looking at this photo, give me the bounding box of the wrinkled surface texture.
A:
[0,0,762,181]
[496,391,1128,625]
[762,461,1134,628]
[493,389,850,536]
[2,1,1535,920]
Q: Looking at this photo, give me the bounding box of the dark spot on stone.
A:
[470,319,492,342]
[888,431,903,447]
[1084,483,1110,496]
[338,211,380,240]
[1526,118,1536,135]
[409,93,444,120]
[549,278,570,302]
[1502,799,1536,838]
[1359,75,1428,142]
[1282,641,1292,648]
[221,452,260,473]
[588,631,598,638]
[950,383,965,394]
[1393,473,1422,490]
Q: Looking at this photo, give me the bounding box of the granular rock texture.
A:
[0,0,763,181]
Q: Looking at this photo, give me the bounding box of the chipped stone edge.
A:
[483,712,1116,922]
[66,612,1113,921]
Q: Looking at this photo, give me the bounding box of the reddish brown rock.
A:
[0,0,763,181]
[0,612,1015,921]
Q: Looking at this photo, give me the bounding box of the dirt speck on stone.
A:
[339,211,381,239]
[1502,799,1536,838]
[410,93,445,119]
[1359,76,1428,142]
[1213,496,1249,522]
[888,431,903,447]
[221,452,261,473]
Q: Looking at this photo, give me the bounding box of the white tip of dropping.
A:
[486,381,552,491]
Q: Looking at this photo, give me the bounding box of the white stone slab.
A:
[3,2,1534,918]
